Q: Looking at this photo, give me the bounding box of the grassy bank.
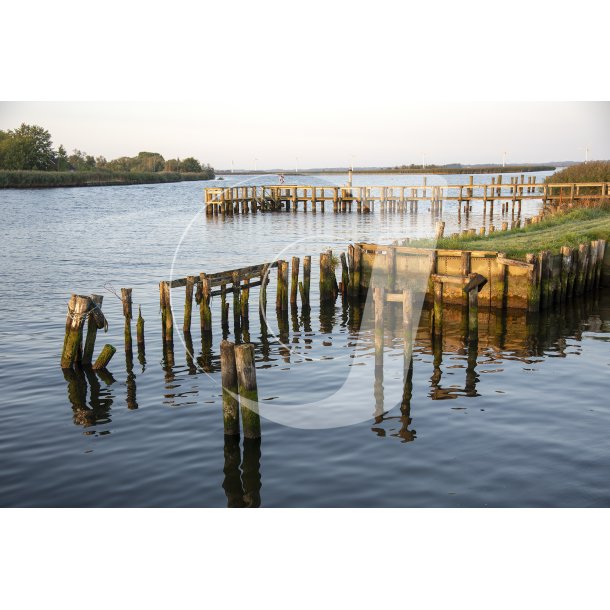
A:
[412,206,610,260]
[0,169,215,189]
[546,160,610,184]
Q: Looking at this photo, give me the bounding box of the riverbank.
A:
[0,169,215,189]
[413,206,610,260]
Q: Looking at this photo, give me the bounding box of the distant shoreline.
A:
[0,170,215,189]
[218,165,556,176]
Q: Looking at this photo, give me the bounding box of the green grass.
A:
[410,207,610,260]
[0,169,215,188]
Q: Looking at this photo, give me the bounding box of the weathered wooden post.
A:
[199,272,212,334]
[121,288,133,354]
[351,245,361,298]
[386,247,396,291]
[61,295,91,369]
[220,340,240,437]
[467,284,478,341]
[259,265,269,315]
[235,343,261,439]
[340,252,349,298]
[402,287,413,360]
[433,279,443,336]
[232,271,241,341]
[526,253,541,312]
[374,287,384,370]
[159,281,173,345]
[183,275,195,334]
[241,278,250,323]
[290,256,300,306]
[136,306,145,355]
[92,344,116,370]
[435,221,445,240]
[276,260,289,311]
[82,294,104,366]
[301,256,311,306]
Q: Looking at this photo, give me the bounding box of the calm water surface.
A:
[1,172,609,507]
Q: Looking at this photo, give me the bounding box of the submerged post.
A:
[200,272,212,333]
[183,275,195,333]
[61,295,91,369]
[136,305,145,355]
[220,340,240,437]
[92,344,116,370]
[290,256,300,306]
[121,288,133,354]
[82,294,104,366]
[235,343,261,439]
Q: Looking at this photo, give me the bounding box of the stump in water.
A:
[199,272,212,333]
[61,295,91,369]
[121,288,133,354]
[92,344,116,370]
[220,340,240,437]
[290,256,300,306]
[136,306,145,355]
[159,281,173,345]
[235,343,261,439]
[302,256,311,306]
[83,294,104,366]
[183,275,195,334]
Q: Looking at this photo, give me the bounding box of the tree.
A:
[0,123,55,170]
[133,151,165,172]
[164,158,181,172]
[56,145,70,171]
[180,157,202,173]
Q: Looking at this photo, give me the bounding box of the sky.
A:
[1,101,608,170]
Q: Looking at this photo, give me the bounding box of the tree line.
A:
[0,123,214,176]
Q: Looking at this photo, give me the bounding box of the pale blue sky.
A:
[1,101,607,169]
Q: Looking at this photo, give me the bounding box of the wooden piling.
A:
[220,340,240,437]
[136,306,145,354]
[61,295,91,369]
[302,256,311,306]
[159,281,173,345]
[82,294,103,366]
[276,260,289,311]
[241,279,250,320]
[433,280,443,335]
[467,286,478,341]
[235,343,261,439]
[340,252,349,298]
[92,344,116,370]
[526,253,541,312]
[199,272,212,333]
[373,287,384,370]
[183,275,195,333]
[290,256,300,306]
[121,288,133,354]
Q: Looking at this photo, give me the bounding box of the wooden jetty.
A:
[204,178,609,216]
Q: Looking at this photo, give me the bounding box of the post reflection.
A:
[222,436,262,508]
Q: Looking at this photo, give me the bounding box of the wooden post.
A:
[241,279,250,321]
[302,256,311,306]
[61,295,91,369]
[526,253,540,312]
[433,279,443,335]
[386,247,396,291]
[200,272,212,333]
[560,246,572,302]
[576,244,588,295]
[435,221,445,239]
[402,288,413,357]
[374,287,384,370]
[259,265,269,314]
[82,294,103,366]
[92,344,116,370]
[232,271,242,339]
[595,240,606,289]
[340,252,349,298]
[276,260,289,311]
[290,256,300,306]
[351,246,361,298]
[136,305,145,355]
[467,286,478,341]
[183,275,195,333]
[235,343,261,439]
[159,281,173,345]
[121,288,133,354]
[220,340,240,437]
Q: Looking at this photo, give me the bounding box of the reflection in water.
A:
[222,436,262,508]
[64,367,113,427]
[62,286,610,505]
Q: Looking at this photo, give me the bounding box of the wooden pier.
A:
[204,178,609,216]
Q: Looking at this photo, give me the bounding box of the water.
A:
[2,171,609,507]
